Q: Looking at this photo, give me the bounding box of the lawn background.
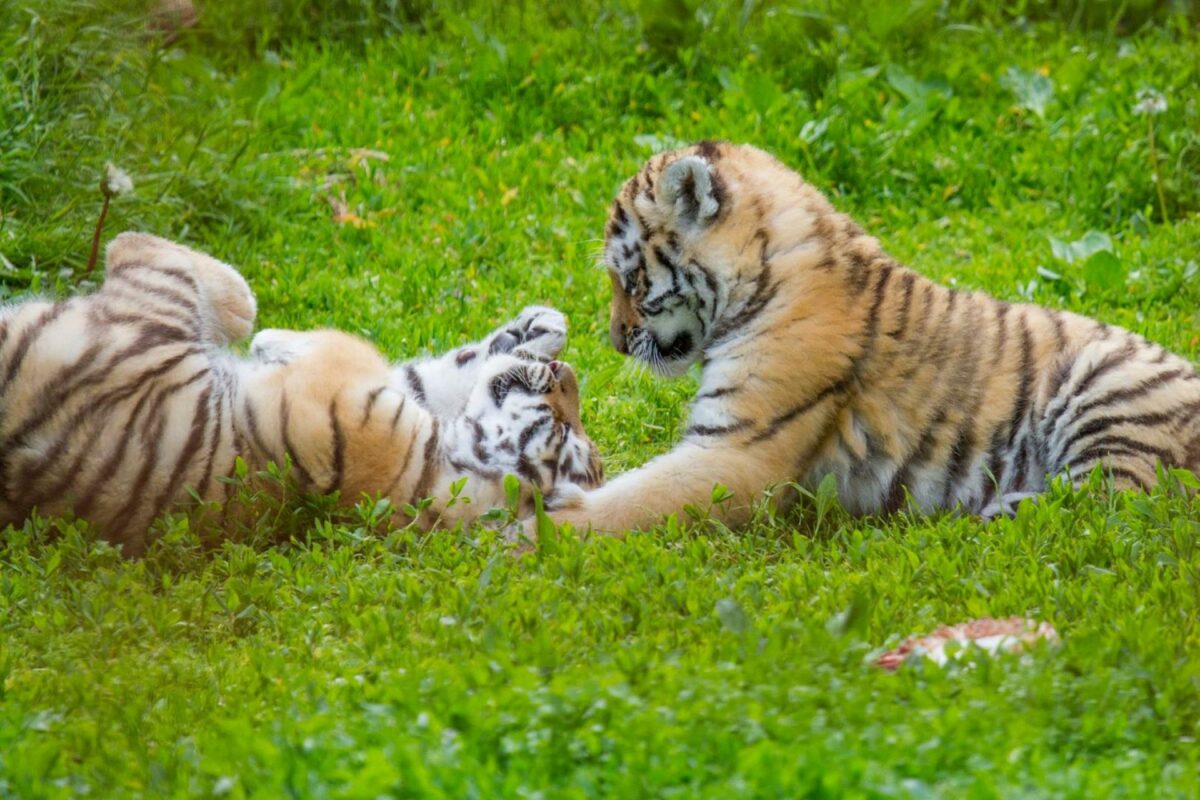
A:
[2,0,1200,796]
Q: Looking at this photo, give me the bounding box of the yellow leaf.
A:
[334,212,374,229]
[501,186,519,206]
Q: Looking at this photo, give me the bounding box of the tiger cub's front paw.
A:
[488,305,568,362]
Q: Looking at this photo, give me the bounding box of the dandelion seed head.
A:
[103,163,134,197]
[1133,88,1167,116]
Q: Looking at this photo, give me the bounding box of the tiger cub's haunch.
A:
[547,142,1200,533]
[0,233,601,552]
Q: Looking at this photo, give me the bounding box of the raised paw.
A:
[106,233,256,344]
[193,250,256,343]
[480,356,556,402]
[487,306,568,362]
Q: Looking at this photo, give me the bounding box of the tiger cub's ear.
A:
[657,155,721,227]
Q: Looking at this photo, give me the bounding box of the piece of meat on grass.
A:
[876,617,1058,670]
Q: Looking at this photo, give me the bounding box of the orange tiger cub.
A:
[544,141,1200,534]
[0,233,601,553]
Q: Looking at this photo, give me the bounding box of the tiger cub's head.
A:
[247,330,603,515]
[603,141,818,376]
[461,354,604,510]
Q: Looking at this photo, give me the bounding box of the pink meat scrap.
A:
[875,616,1058,670]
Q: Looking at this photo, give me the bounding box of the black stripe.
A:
[110,261,200,293]
[196,386,225,499]
[3,333,200,452]
[361,386,386,426]
[90,306,193,341]
[1068,463,1151,488]
[686,420,750,438]
[858,264,894,364]
[1046,309,1066,351]
[0,340,106,447]
[846,250,871,295]
[405,365,426,404]
[0,302,68,395]
[893,405,950,507]
[710,262,777,344]
[1070,438,1171,474]
[106,412,168,543]
[390,394,407,433]
[991,301,1010,367]
[691,259,720,302]
[242,396,273,462]
[516,455,542,487]
[1066,435,1174,471]
[886,272,916,339]
[469,417,489,462]
[327,397,345,494]
[1055,409,1175,464]
[382,425,421,500]
[409,418,441,505]
[138,360,207,440]
[694,140,724,161]
[750,374,853,444]
[653,246,683,296]
[279,393,316,488]
[1070,340,1139,399]
[1042,341,1140,438]
[946,295,985,491]
[7,362,207,503]
[518,415,552,452]
[106,271,200,317]
[70,372,184,518]
[1010,438,1030,493]
[1005,312,1035,448]
[695,385,739,401]
[1073,368,1186,420]
[147,386,213,527]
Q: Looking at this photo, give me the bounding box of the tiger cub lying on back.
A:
[541,141,1200,534]
[0,232,602,553]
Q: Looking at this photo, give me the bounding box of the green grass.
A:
[3,0,1200,796]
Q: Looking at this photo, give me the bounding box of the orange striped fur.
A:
[0,233,601,553]
[544,142,1200,534]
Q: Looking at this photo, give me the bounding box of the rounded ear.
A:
[657,155,721,227]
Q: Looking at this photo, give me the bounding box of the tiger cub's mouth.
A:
[628,327,698,377]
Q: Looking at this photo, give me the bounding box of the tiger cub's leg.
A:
[1038,335,1200,491]
[104,232,256,344]
[393,305,568,417]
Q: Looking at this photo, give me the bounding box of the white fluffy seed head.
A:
[103,163,134,197]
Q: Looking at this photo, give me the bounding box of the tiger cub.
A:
[0,232,602,553]
[541,141,1200,534]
